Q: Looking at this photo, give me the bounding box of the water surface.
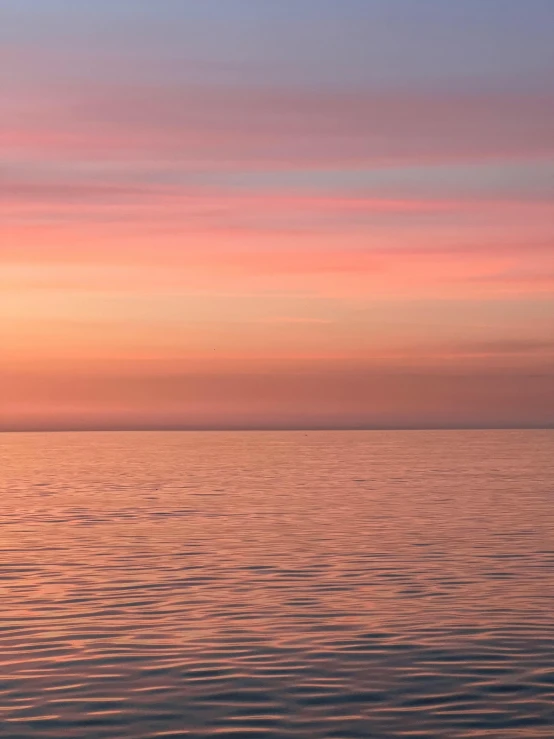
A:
[1,430,553,738]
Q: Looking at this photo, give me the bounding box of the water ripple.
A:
[1,430,553,738]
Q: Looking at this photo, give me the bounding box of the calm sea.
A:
[1,430,553,738]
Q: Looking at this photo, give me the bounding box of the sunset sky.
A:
[2,0,553,430]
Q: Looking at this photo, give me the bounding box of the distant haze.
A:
[2,1,553,430]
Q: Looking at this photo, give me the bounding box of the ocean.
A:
[1,430,553,738]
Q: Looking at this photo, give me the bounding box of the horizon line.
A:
[1,425,553,434]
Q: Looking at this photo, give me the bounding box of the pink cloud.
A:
[5,82,554,165]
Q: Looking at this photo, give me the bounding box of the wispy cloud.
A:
[2,0,553,429]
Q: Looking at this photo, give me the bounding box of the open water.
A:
[1,430,553,738]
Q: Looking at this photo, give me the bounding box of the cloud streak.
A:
[2,0,553,429]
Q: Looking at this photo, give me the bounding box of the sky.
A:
[1,0,553,430]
